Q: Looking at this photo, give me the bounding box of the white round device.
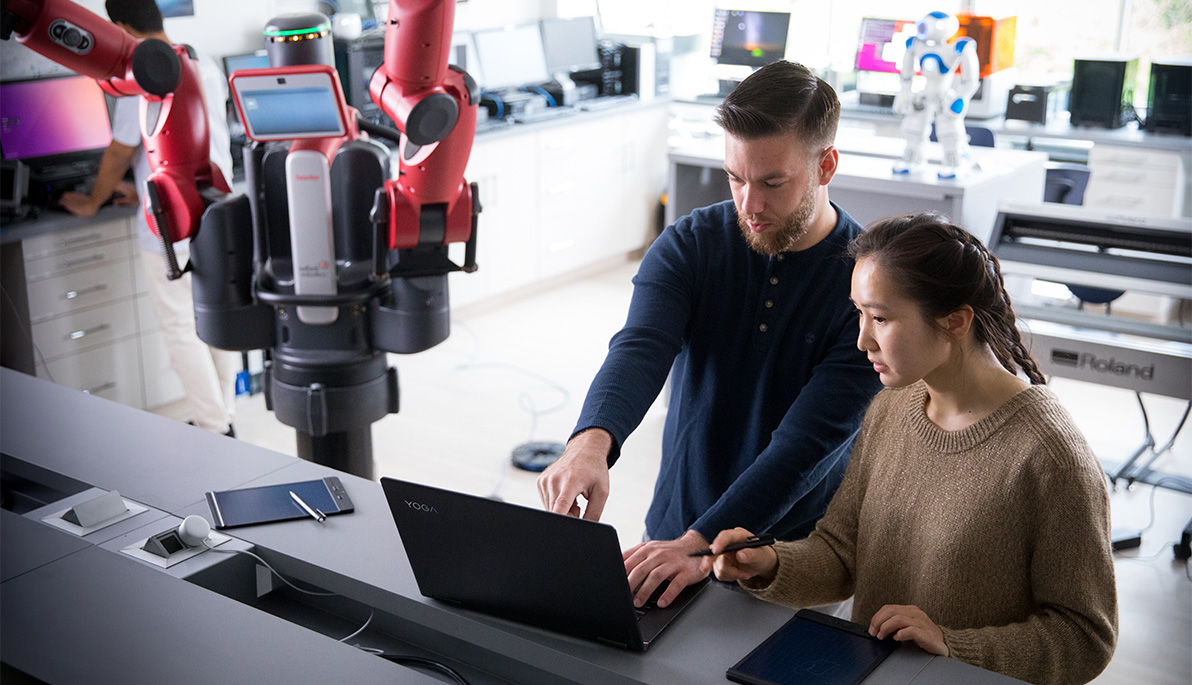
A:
[178,515,212,547]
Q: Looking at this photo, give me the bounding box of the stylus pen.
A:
[688,534,775,557]
[290,491,326,523]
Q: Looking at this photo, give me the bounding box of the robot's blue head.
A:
[916,11,959,43]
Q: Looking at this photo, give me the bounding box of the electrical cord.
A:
[201,542,339,596]
[523,85,556,107]
[377,654,470,685]
[451,319,571,497]
[1110,477,1192,582]
[201,542,473,674]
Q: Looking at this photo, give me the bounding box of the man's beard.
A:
[737,182,818,256]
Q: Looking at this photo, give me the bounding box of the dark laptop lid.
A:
[381,477,647,650]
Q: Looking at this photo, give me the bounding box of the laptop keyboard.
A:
[633,580,671,619]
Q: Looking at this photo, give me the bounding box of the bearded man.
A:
[537,61,883,609]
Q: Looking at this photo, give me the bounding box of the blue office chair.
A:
[1042,163,1123,307]
[1044,162,1091,205]
[929,124,996,148]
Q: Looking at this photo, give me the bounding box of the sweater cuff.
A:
[939,627,977,663]
[569,425,622,468]
[739,553,781,595]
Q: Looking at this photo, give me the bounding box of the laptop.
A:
[381,477,708,651]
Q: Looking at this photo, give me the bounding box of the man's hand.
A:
[623,529,709,608]
[111,180,139,207]
[536,428,612,521]
[58,191,100,217]
[868,605,948,656]
[699,527,779,585]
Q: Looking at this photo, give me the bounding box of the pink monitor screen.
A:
[854,18,918,74]
[0,76,112,161]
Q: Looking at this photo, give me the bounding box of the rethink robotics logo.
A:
[1051,349,1154,380]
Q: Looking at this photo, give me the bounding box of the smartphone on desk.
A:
[205,476,354,529]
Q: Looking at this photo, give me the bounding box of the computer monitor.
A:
[0,75,112,165]
[709,9,789,68]
[450,31,483,87]
[473,24,551,91]
[539,16,601,76]
[223,50,270,76]
[854,17,918,75]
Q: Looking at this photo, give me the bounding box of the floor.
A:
[163,258,1192,684]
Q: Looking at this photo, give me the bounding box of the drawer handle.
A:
[82,381,117,395]
[64,284,108,300]
[68,323,111,340]
[61,253,105,269]
[58,232,104,247]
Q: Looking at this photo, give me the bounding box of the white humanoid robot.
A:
[891,11,981,179]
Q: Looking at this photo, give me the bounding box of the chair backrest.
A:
[929,124,996,148]
[1044,163,1091,205]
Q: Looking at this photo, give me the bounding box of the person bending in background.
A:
[60,0,238,437]
[537,61,883,610]
[704,213,1117,684]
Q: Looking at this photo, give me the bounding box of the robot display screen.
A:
[539,17,601,74]
[233,72,347,140]
[709,9,790,68]
[473,24,550,91]
[0,76,112,161]
[854,17,918,74]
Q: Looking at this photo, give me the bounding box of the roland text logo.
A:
[1051,349,1154,380]
[404,500,438,513]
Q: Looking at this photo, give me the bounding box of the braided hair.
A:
[848,213,1046,385]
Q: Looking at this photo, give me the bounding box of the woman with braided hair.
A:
[703,213,1118,684]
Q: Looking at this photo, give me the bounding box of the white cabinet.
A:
[21,213,188,411]
[1085,144,1186,217]
[450,103,669,309]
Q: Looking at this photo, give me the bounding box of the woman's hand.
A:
[868,604,948,656]
[699,527,779,585]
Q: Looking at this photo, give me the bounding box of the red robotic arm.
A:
[3,0,229,261]
[368,0,478,253]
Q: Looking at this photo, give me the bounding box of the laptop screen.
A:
[381,477,706,651]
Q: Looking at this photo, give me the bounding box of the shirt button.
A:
[776,255,784,261]
[765,300,774,308]
[759,323,768,332]
[769,277,779,285]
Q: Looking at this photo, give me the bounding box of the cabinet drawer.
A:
[30,299,138,361]
[36,337,143,408]
[22,219,132,260]
[23,238,134,281]
[1087,162,1181,190]
[1088,145,1181,171]
[26,258,136,323]
[1085,179,1178,214]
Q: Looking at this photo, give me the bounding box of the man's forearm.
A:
[86,143,138,212]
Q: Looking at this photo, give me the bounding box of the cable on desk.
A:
[201,545,476,676]
[377,654,471,685]
[202,542,339,596]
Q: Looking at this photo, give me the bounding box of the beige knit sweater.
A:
[744,382,1117,685]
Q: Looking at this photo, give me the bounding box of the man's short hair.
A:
[106,0,165,34]
[713,60,840,154]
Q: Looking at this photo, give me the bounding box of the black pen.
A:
[688,534,775,557]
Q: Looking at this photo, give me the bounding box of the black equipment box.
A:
[1069,56,1138,129]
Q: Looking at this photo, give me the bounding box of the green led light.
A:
[263,26,329,37]
[751,48,764,57]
